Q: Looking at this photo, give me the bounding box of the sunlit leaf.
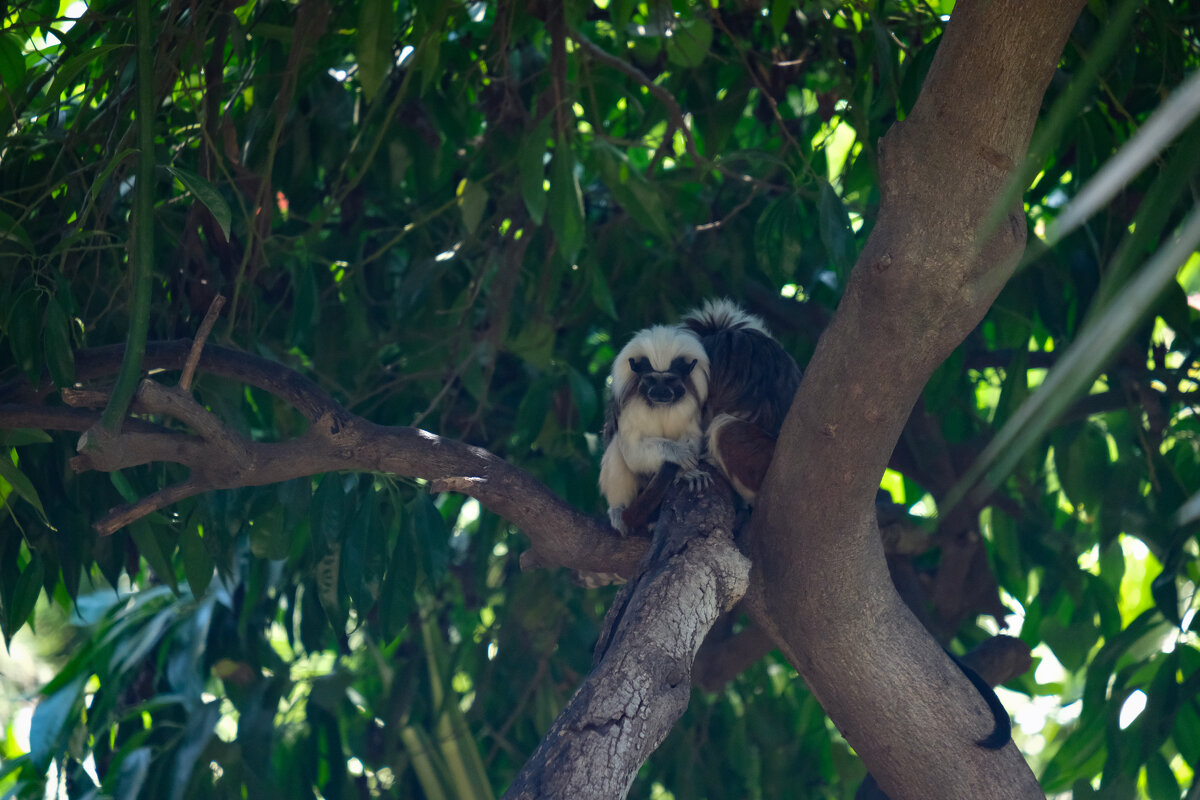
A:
[1047,69,1200,242]
[3,554,43,644]
[42,44,130,104]
[949,206,1200,511]
[28,674,86,771]
[458,178,488,235]
[0,34,25,94]
[0,450,48,522]
[666,19,712,68]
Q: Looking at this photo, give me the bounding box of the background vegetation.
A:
[1,0,1199,797]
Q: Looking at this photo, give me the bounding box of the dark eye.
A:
[629,357,653,374]
[669,357,697,377]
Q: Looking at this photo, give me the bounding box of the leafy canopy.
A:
[1,0,1199,798]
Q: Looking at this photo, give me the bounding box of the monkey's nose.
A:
[645,384,676,403]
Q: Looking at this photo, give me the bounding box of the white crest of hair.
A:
[610,325,710,405]
[684,297,770,336]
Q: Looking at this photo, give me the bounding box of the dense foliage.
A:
[1,0,1199,797]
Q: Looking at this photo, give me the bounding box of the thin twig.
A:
[180,293,225,391]
[95,478,206,535]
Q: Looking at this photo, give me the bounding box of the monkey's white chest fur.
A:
[615,397,703,474]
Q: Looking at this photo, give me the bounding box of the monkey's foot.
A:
[676,467,712,493]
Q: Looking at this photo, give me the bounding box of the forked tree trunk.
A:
[747,1,1086,799]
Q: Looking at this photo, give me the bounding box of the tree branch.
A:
[0,342,648,578]
[503,478,748,799]
[745,2,1085,798]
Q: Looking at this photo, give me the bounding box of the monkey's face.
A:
[630,356,697,405]
[610,325,709,411]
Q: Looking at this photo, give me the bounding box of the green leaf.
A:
[340,496,382,612]
[547,138,585,262]
[356,0,393,103]
[249,510,291,560]
[457,178,488,235]
[507,319,556,370]
[589,263,618,321]
[0,429,51,447]
[566,367,599,430]
[1144,752,1180,800]
[130,519,179,594]
[768,0,791,40]
[114,747,152,800]
[6,287,42,382]
[610,0,634,31]
[416,36,442,97]
[947,205,1200,513]
[666,19,712,68]
[42,44,130,104]
[180,523,214,598]
[514,375,554,446]
[312,473,348,547]
[0,34,26,95]
[1053,422,1110,511]
[0,447,47,523]
[43,298,76,389]
[165,166,232,242]
[0,209,33,251]
[278,476,313,533]
[28,674,86,771]
[590,141,672,240]
[379,508,415,642]
[1175,697,1200,763]
[4,554,43,644]
[89,148,139,196]
[754,194,804,284]
[519,119,550,224]
[818,180,856,276]
[409,494,448,584]
[169,701,220,800]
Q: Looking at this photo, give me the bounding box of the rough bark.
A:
[0,341,648,578]
[503,479,748,800]
[744,1,1085,799]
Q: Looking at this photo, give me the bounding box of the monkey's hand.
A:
[676,467,712,493]
[655,438,701,471]
[608,505,629,535]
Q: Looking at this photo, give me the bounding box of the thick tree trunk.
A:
[503,480,748,799]
[745,1,1085,798]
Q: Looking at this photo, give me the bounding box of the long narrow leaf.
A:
[1047,69,1200,241]
[948,205,1200,510]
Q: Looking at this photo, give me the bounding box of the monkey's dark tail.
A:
[950,654,1012,749]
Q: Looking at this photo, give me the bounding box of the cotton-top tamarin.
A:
[682,298,802,503]
[598,325,710,534]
